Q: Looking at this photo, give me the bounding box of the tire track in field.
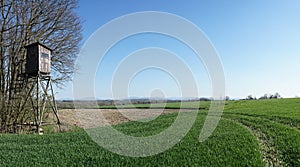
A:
[227,112,300,166]
[224,112,300,138]
[223,117,284,167]
[225,112,300,133]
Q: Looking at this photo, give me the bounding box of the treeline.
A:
[242,93,281,100]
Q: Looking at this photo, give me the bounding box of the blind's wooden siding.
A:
[25,42,52,75]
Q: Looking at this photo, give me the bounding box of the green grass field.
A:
[1,98,300,166]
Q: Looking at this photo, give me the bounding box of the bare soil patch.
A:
[57,108,193,129]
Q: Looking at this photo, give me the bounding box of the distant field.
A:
[98,101,209,109]
[1,98,300,166]
[57,100,208,109]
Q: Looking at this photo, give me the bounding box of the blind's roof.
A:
[24,42,53,52]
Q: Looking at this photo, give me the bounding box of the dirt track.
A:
[58,108,190,129]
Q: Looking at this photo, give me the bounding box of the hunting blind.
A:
[25,42,52,75]
[22,42,60,134]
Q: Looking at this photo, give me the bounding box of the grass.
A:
[223,98,300,166]
[0,98,300,166]
[0,113,264,166]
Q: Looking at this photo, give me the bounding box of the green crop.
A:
[0,98,299,166]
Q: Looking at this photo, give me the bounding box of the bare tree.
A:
[0,0,82,132]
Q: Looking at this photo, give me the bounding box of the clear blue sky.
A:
[57,0,300,99]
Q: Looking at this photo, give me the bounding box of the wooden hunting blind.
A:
[21,42,60,134]
[25,42,52,75]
